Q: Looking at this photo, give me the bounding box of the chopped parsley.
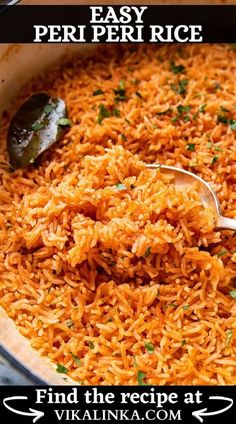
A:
[137,370,147,386]
[57,118,73,127]
[216,108,236,131]
[144,246,151,257]
[93,89,104,96]
[177,105,191,115]
[183,305,190,311]
[31,122,45,131]
[229,119,236,131]
[88,341,95,349]
[199,104,207,113]
[115,183,127,191]
[226,329,233,348]
[186,143,195,152]
[145,342,154,354]
[56,363,68,374]
[170,60,185,74]
[114,80,127,102]
[217,114,228,124]
[229,290,236,299]
[184,115,191,122]
[220,105,230,113]
[211,155,219,165]
[173,104,191,122]
[217,249,228,257]
[97,104,111,124]
[121,133,127,141]
[171,79,188,96]
[182,339,187,346]
[70,353,82,366]
[113,108,120,117]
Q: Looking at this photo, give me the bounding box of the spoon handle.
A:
[216,216,236,231]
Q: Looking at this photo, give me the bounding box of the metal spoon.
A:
[146,164,236,231]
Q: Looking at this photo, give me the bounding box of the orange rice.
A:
[0,44,236,385]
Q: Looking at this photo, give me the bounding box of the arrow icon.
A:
[3,396,44,423]
[192,396,233,423]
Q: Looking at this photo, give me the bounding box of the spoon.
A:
[146,164,236,231]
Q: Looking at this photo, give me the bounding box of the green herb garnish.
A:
[171,79,188,96]
[229,290,236,299]
[114,80,127,102]
[144,247,151,257]
[220,105,230,113]
[97,104,112,124]
[115,183,127,191]
[70,352,82,366]
[121,133,127,141]
[93,89,104,96]
[88,341,95,349]
[113,108,120,117]
[182,340,187,346]
[184,115,190,122]
[186,143,195,152]
[170,60,185,74]
[145,342,154,354]
[229,119,236,131]
[183,305,189,310]
[226,329,233,347]
[199,104,207,113]
[217,249,228,257]
[217,114,228,124]
[177,105,191,115]
[137,370,147,386]
[211,155,219,165]
[56,363,68,374]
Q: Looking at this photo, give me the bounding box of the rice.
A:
[0,44,236,385]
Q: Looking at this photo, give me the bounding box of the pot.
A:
[0,0,234,385]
